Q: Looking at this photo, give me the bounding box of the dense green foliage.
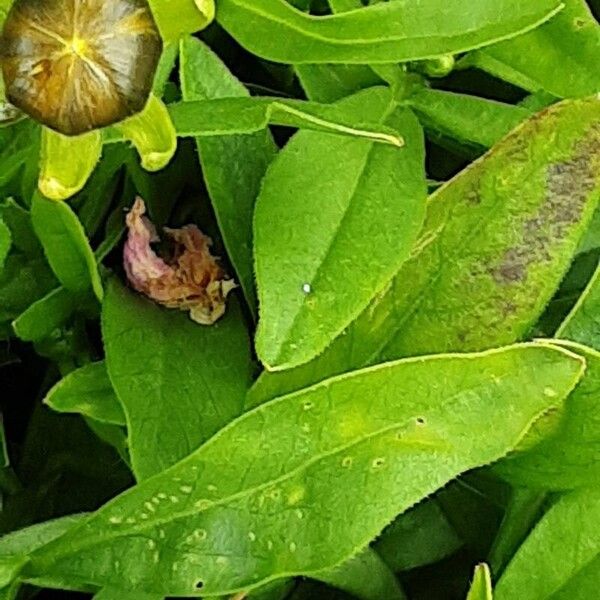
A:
[1,1,600,599]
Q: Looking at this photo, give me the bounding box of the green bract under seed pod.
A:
[0,0,162,136]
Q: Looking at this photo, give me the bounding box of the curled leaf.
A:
[123,198,235,324]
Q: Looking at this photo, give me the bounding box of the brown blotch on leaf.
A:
[490,124,600,285]
[123,198,236,325]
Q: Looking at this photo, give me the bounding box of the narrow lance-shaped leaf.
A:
[103,96,405,147]
[249,95,600,404]
[496,488,600,600]
[407,88,534,149]
[102,280,253,480]
[179,36,277,316]
[255,87,427,369]
[468,0,600,99]
[216,0,562,64]
[30,194,103,301]
[18,344,584,596]
[168,97,404,145]
[378,96,600,360]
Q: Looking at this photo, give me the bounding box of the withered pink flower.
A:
[123,197,236,325]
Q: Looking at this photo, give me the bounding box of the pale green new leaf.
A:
[249,96,600,403]
[102,280,253,480]
[470,0,600,98]
[44,362,125,427]
[467,564,493,600]
[179,36,276,315]
[255,87,426,369]
[20,344,583,596]
[216,0,562,64]
[496,488,600,600]
[30,194,103,301]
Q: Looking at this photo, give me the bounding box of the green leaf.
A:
[101,280,253,480]
[0,514,88,595]
[495,342,600,490]
[0,515,84,557]
[12,286,76,342]
[115,95,177,172]
[0,253,57,327]
[216,0,563,64]
[44,362,125,427]
[407,88,533,149]
[469,0,600,98]
[496,488,600,600]
[0,219,10,272]
[316,548,405,600]
[152,43,178,96]
[558,260,600,349]
[30,194,103,301]
[296,64,382,104]
[374,499,462,572]
[576,207,600,255]
[0,199,42,256]
[148,0,214,41]
[466,564,493,600]
[22,343,584,596]
[94,588,162,600]
[165,96,405,145]
[255,87,427,369]
[38,129,102,201]
[378,96,600,360]
[488,489,547,576]
[103,96,406,147]
[179,36,277,316]
[250,95,600,402]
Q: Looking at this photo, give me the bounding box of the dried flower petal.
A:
[123,197,235,324]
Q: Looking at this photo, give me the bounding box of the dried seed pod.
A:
[0,0,162,136]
